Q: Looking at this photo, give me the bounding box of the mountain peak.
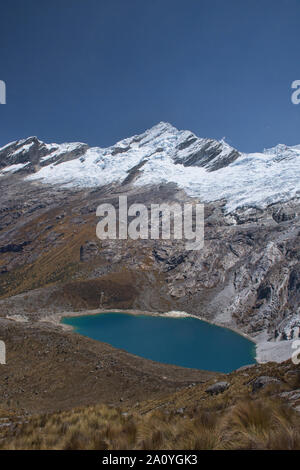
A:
[149,121,178,133]
[1,125,300,213]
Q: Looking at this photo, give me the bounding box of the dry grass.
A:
[2,360,299,450]
[1,396,299,450]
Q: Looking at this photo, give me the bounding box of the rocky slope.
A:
[0,123,300,362]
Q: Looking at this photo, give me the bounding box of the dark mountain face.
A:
[173,136,240,170]
[0,137,43,170]
[0,137,88,174]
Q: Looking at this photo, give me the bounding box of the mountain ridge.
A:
[1,122,300,213]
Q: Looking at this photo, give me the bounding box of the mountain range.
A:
[2,122,300,212]
[0,122,300,364]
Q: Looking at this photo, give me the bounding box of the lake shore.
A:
[40,307,293,365]
[60,310,256,373]
[42,307,255,341]
[42,307,261,360]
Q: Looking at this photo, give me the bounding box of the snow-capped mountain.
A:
[1,122,300,213]
[1,122,300,355]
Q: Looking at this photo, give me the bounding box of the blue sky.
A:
[0,0,299,152]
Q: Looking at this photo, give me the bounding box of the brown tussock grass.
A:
[1,396,299,451]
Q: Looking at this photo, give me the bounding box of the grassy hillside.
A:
[1,361,299,450]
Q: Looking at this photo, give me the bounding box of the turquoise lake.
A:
[62,312,256,373]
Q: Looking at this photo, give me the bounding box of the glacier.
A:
[1,122,300,213]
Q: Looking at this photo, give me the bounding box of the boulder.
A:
[251,376,281,392]
[205,381,230,395]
